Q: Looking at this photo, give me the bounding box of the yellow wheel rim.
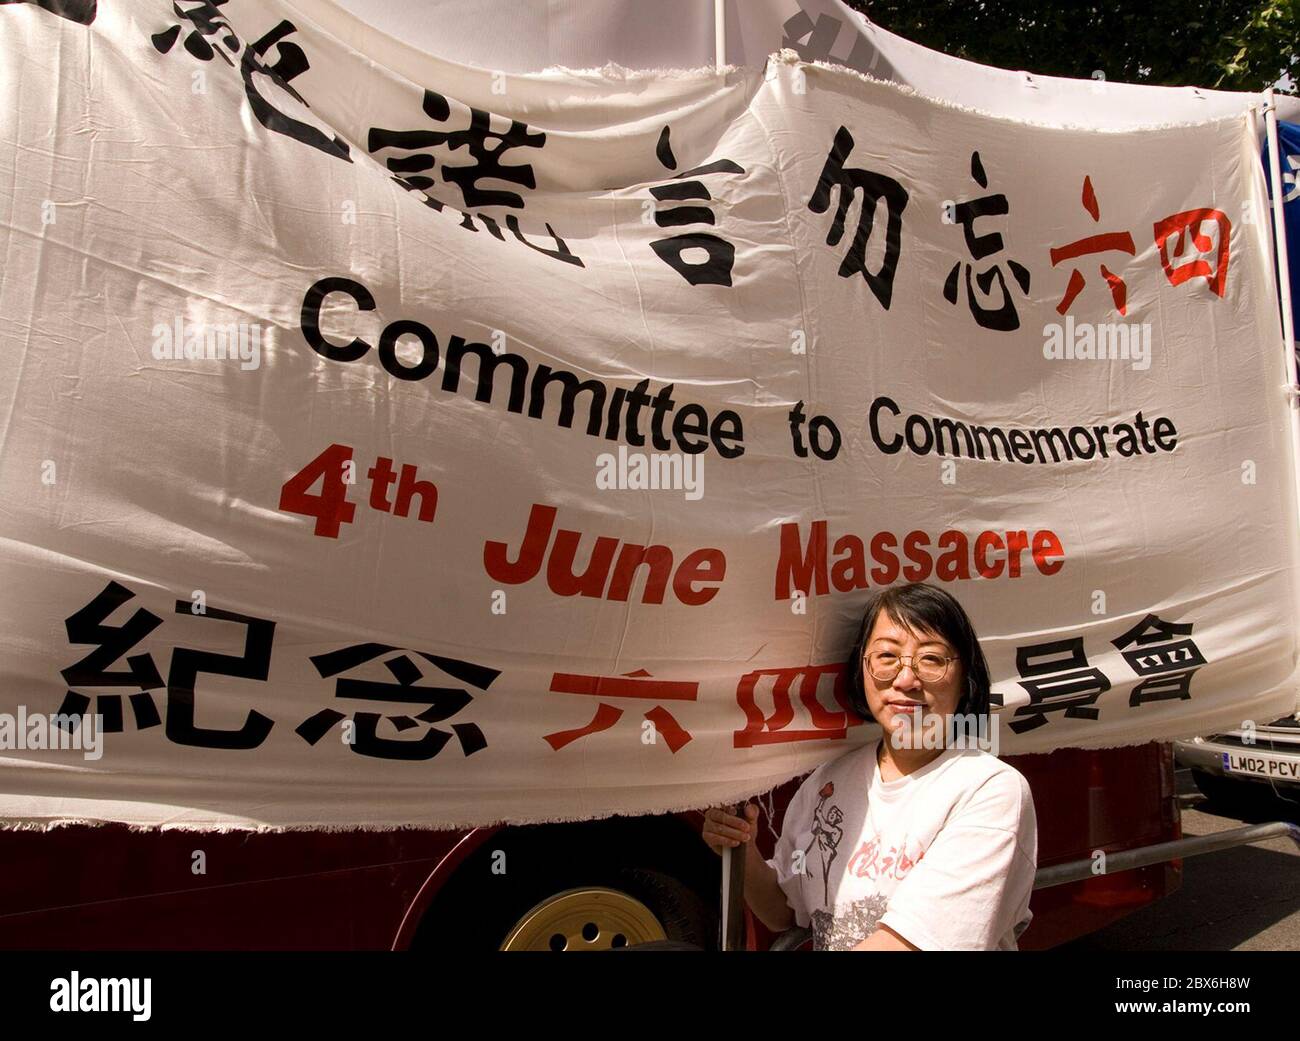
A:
[499,886,668,950]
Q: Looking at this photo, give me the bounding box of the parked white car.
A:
[1175,716,1300,805]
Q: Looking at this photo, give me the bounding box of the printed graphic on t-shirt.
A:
[794,773,932,949]
[812,893,889,951]
[803,781,844,905]
[777,743,1037,951]
[847,835,926,881]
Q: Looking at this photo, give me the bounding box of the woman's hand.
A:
[701,802,760,855]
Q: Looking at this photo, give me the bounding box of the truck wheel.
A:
[498,868,711,950]
[413,828,718,951]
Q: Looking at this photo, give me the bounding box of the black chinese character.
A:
[57,581,165,733]
[1112,614,1206,707]
[151,1,238,66]
[2,0,97,26]
[368,89,543,209]
[165,601,276,749]
[942,151,1031,331]
[460,209,584,267]
[152,3,351,162]
[1004,638,1109,734]
[297,643,497,761]
[779,10,876,71]
[808,126,908,309]
[241,20,351,162]
[647,126,743,287]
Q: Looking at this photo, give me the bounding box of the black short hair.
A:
[843,582,991,725]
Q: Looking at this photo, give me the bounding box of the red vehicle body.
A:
[0,742,1179,950]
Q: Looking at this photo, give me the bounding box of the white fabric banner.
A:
[0,0,1297,830]
[331,0,1300,126]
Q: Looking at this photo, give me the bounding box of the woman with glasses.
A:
[702,581,1038,950]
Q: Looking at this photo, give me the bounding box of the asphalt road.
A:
[1059,768,1300,950]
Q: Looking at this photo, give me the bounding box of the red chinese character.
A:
[733,663,863,748]
[894,845,916,879]
[1049,175,1136,315]
[848,837,881,879]
[1154,208,1230,297]
[544,668,697,752]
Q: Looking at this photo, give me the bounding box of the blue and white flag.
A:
[1261,119,1300,345]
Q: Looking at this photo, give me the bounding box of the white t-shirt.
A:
[765,737,1038,951]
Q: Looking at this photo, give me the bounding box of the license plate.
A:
[1221,750,1300,780]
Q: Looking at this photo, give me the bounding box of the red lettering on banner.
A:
[935,530,972,581]
[775,521,1066,598]
[975,531,1005,579]
[545,668,699,752]
[280,443,438,537]
[901,530,932,582]
[280,443,357,538]
[485,503,726,605]
[1049,175,1137,315]
[733,663,862,747]
[1154,208,1230,298]
[777,519,828,598]
[549,670,698,701]
[869,532,900,585]
[1031,530,1066,575]
[1004,530,1029,577]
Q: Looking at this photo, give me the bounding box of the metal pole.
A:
[1262,89,1300,651]
[1265,89,1299,371]
[714,0,726,70]
[715,0,738,949]
[769,821,1300,949]
[720,802,746,950]
[1033,821,1300,889]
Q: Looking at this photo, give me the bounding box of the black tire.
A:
[615,866,714,948]
[1191,768,1249,807]
[413,822,718,951]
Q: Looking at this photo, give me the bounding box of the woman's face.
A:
[863,608,965,742]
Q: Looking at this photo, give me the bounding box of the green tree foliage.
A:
[846,0,1299,92]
